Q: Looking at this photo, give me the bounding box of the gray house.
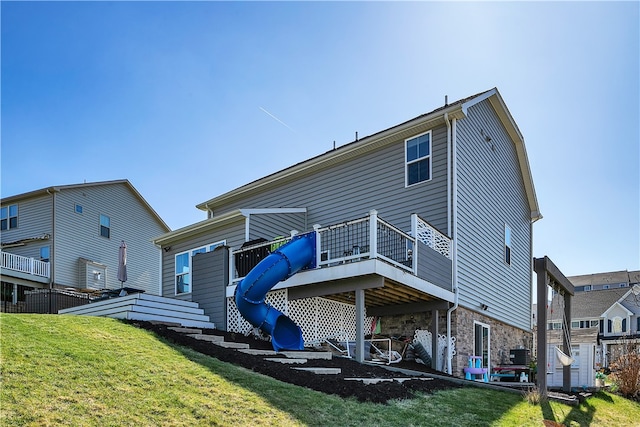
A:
[153,88,540,376]
[1,180,170,308]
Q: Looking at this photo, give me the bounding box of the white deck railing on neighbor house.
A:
[229,210,451,284]
[0,251,51,279]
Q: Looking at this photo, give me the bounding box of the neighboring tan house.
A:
[544,270,640,387]
[1,180,170,310]
[153,87,541,377]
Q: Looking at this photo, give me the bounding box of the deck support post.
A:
[431,308,439,370]
[354,288,365,363]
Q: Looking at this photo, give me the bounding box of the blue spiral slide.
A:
[234,232,316,351]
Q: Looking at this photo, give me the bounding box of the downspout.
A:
[446,117,459,375]
[47,189,55,289]
[446,113,452,237]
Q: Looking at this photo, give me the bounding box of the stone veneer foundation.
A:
[378,306,532,378]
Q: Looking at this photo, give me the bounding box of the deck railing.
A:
[413,215,452,259]
[229,210,450,284]
[1,251,50,279]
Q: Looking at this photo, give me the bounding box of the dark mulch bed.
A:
[128,320,464,403]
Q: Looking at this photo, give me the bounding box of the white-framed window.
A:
[405,131,432,186]
[1,204,18,230]
[504,224,512,266]
[175,241,225,295]
[548,321,562,330]
[75,204,83,214]
[572,319,600,329]
[99,214,110,238]
[610,317,626,334]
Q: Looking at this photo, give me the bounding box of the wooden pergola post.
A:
[533,256,574,396]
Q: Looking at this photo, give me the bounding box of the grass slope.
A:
[1,314,638,426]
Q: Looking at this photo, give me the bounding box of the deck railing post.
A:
[313,224,321,269]
[369,210,378,259]
[228,247,235,286]
[411,214,419,275]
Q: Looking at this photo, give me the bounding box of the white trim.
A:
[601,301,634,318]
[404,130,433,188]
[225,258,456,303]
[473,320,491,369]
[154,210,244,245]
[461,88,497,116]
[239,208,307,216]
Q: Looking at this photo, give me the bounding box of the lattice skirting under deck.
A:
[227,290,374,347]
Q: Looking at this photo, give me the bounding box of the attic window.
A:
[405,131,432,186]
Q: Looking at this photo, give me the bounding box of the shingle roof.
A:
[547,287,631,321]
[568,270,640,287]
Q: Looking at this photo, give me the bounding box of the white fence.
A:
[1,251,50,278]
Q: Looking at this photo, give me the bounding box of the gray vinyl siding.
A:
[455,100,532,331]
[417,241,452,291]
[160,218,245,300]
[212,124,450,240]
[248,213,306,241]
[52,183,167,295]
[192,249,228,330]
[0,195,53,260]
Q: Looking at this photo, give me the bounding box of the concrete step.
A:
[293,367,341,375]
[345,377,434,384]
[149,321,182,327]
[265,358,308,364]
[212,341,250,349]
[188,334,224,342]
[278,351,332,360]
[238,349,278,356]
[345,378,393,385]
[169,327,203,334]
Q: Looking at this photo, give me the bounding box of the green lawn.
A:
[1,314,638,426]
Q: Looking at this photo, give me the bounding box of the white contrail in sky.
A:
[259,107,296,133]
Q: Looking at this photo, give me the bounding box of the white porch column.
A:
[354,288,365,363]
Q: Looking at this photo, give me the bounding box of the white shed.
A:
[545,328,598,389]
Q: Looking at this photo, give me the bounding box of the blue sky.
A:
[2,1,638,278]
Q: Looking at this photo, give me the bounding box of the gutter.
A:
[446,117,459,375]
